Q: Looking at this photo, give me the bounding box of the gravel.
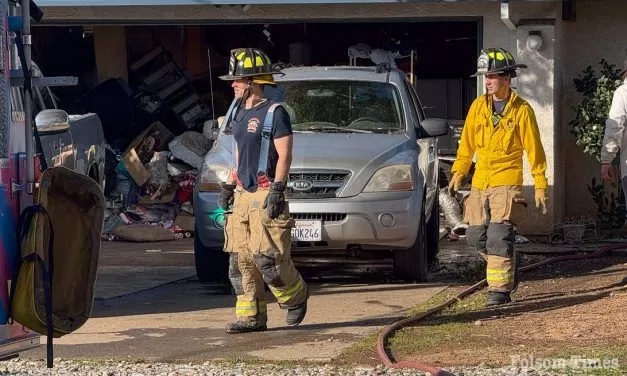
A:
[0,359,592,376]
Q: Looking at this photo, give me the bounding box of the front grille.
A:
[292,213,347,222]
[286,170,350,199]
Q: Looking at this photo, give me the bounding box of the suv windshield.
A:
[270,80,405,134]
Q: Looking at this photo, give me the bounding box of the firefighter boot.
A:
[286,289,309,326]
[225,320,267,334]
[486,291,511,307]
[286,300,307,326]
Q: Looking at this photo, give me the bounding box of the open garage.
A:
[29,14,481,245]
[32,0,568,238]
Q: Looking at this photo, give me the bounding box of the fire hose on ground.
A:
[376,243,627,376]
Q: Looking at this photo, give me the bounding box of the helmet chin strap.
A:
[234,80,255,118]
[237,82,252,111]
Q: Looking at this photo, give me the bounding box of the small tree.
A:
[569,59,625,228]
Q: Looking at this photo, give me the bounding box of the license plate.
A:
[291,220,322,241]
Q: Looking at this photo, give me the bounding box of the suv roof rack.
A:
[375,63,393,73]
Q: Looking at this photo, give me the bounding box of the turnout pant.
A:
[223,187,308,324]
[463,185,526,293]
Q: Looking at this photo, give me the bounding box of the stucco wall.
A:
[42,0,560,234]
[558,0,627,222]
[514,23,557,234]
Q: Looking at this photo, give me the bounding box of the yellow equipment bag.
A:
[9,167,105,368]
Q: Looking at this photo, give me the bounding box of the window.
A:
[276,80,405,134]
[404,80,433,138]
[405,80,426,122]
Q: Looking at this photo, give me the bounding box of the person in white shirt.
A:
[600,61,627,198]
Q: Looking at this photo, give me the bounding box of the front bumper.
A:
[194,188,421,251]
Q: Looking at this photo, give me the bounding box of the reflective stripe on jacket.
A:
[451,91,548,190]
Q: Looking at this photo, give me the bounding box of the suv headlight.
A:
[362,165,414,192]
[199,164,231,192]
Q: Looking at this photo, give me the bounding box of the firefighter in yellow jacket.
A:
[217,48,308,333]
[448,48,548,306]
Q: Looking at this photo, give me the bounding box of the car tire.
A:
[194,225,229,284]
[393,207,427,282]
[425,195,440,265]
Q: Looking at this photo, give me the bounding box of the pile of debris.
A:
[102,121,213,242]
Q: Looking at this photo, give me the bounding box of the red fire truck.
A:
[0,0,104,362]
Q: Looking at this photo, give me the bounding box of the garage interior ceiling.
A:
[193,21,479,78]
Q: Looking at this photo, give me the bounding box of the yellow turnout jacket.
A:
[451,91,548,190]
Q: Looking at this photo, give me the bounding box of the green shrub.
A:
[570,60,625,229]
[570,59,624,160]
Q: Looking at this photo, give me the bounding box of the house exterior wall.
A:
[43,1,562,234]
[513,23,557,235]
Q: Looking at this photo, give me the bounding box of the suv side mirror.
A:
[417,118,449,138]
[35,109,70,135]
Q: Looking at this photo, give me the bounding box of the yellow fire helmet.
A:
[471,47,527,78]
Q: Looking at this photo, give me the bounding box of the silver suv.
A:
[194,65,448,282]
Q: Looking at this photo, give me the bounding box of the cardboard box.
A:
[122,149,151,187]
[122,122,175,186]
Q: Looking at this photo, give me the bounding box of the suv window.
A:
[275,80,405,134]
[404,80,434,138]
[405,80,426,121]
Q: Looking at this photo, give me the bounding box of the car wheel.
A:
[194,225,229,284]
[393,207,427,282]
[425,195,440,265]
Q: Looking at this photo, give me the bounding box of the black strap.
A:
[14,31,47,171]
[27,252,54,368]
[8,204,55,368]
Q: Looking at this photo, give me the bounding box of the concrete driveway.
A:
[21,239,447,363]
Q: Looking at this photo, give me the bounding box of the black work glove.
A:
[263,182,286,219]
[217,183,236,210]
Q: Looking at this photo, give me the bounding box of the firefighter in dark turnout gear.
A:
[218,48,308,334]
[448,48,548,307]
